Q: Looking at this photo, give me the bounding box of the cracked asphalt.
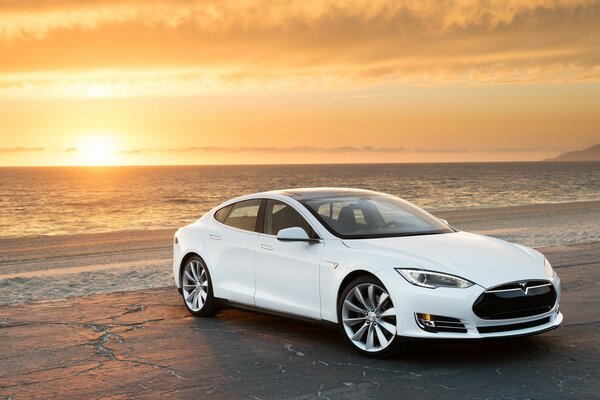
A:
[1,242,599,399]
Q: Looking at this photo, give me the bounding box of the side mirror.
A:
[438,218,449,226]
[277,227,320,243]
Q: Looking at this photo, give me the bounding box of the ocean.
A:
[1,162,599,238]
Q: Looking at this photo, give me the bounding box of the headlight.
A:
[544,258,555,279]
[396,268,474,289]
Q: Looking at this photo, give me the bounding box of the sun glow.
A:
[76,135,117,165]
[85,83,109,98]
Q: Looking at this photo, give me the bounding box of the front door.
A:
[254,199,323,319]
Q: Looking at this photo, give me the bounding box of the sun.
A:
[85,83,109,98]
[77,135,116,165]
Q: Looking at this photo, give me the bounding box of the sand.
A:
[438,200,600,247]
[0,200,599,305]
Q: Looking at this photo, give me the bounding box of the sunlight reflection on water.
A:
[0,162,598,238]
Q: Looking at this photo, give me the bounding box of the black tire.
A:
[338,275,400,358]
[180,255,219,317]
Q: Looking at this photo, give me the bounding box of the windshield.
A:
[302,195,453,239]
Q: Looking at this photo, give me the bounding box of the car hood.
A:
[342,231,546,288]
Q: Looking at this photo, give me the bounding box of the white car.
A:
[173,188,562,357]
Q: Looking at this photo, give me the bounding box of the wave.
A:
[63,200,114,208]
[163,198,203,204]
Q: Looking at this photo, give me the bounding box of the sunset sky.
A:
[0,0,599,166]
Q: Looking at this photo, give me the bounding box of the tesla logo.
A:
[519,282,528,294]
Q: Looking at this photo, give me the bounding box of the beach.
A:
[1,200,599,305]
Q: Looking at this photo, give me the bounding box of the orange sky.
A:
[0,0,599,166]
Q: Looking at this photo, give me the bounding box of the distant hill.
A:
[544,144,600,161]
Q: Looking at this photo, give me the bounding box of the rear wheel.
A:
[181,256,218,317]
[338,275,400,357]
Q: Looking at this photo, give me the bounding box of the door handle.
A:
[209,234,221,241]
[261,244,273,251]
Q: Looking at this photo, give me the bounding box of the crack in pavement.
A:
[1,308,185,388]
[84,321,186,380]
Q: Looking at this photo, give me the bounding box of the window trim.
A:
[256,199,267,233]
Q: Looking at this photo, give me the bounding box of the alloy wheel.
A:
[182,259,209,312]
[341,283,397,352]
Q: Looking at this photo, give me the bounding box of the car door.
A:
[254,199,324,319]
[203,199,262,305]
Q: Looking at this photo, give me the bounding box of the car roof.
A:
[272,187,382,200]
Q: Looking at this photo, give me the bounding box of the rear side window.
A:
[214,205,233,223]
[222,199,262,232]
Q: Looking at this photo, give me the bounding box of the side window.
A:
[222,199,261,232]
[214,204,233,223]
[265,200,315,237]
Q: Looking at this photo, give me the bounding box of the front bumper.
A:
[377,269,562,339]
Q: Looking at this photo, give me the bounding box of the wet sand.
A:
[0,240,599,399]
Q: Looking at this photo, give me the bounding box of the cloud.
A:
[480,146,568,153]
[0,146,45,152]
[0,0,598,98]
[118,145,565,154]
[0,145,571,156]
[120,146,412,154]
[0,1,593,40]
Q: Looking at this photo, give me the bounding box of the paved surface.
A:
[1,242,599,399]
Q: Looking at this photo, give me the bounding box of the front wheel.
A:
[338,276,400,357]
[180,256,219,317]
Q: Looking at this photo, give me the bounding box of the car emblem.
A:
[519,282,528,294]
[325,260,339,269]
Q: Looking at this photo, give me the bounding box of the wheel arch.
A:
[337,269,379,306]
[178,252,205,287]
[180,249,198,266]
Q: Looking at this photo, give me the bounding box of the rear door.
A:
[203,199,262,305]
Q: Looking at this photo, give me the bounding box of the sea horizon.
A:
[2,160,600,168]
[1,162,598,239]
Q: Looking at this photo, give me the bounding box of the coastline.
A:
[0,200,599,305]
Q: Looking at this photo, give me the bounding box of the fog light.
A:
[415,313,468,333]
[416,313,436,331]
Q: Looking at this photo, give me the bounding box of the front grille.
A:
[473,280,556,320]
[477,316,551,334]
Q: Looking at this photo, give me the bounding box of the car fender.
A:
[319,240,407,323]
[173,224,208,289]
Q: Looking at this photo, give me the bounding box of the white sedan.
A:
[173,188,562,357]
